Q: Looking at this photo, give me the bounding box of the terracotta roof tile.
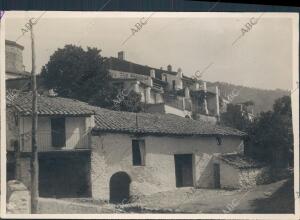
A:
[91,108,246,137]
[7,90,246,137]
[219,153,266,169]
[6,90,95,116]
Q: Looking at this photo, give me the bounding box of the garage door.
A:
[38,151,91,198]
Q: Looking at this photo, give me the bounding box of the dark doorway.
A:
[213,163,221,189]
[109,172,131,204]
[174,154,193,187]
[51,117,66,148]
[7,162,15,181]
[39,151,91,198]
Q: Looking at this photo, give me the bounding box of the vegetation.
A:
[221,96,293,168]
[209,81,289,114]
[40,45,143,112]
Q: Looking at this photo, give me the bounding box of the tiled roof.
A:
[6,90,95,116]
[106,57,178,81]
[219,153,266,169]
[6,90,245,137]
[92,108,246,137]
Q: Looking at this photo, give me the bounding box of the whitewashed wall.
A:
[19,116,91,152]
[90,133,243,200]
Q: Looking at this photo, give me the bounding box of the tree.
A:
[119,91,144,112]
[220,103,253,132]
[40,45,143,111]
[41,45,109,102]
[247,96,293,168]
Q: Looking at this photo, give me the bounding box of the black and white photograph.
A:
[1,10,299,218]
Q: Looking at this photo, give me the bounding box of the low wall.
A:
[6,180,30,214]
[239,166,271,188]
[219,160,271,189]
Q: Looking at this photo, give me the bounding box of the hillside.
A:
[207,81,289,114]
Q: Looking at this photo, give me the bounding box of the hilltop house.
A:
[5,40,32,90]
[6,91,271,202]
[105,51,227,123]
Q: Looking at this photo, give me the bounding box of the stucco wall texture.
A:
[16,115,91,152]
[6,44,24,75]
[90,133,244,200]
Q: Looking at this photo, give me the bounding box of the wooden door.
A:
[174,154,193,187]
[213,163,221,188]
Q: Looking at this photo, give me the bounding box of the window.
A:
[172,80,176,90]
[132,139,145,166]
[51,117,66,148]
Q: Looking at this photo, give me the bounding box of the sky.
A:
[5,12,296,90]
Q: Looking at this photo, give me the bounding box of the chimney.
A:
[150,69,155,78]
[167,64,172,72]
[118,51,125,60]
[215,86,220,120]
[203,82,208,115]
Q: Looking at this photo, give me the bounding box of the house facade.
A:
[6,90,95,197]
[105,51,227,122]
[5,40,30,80]
[89,108,246,202]
[7,91,272,203]
[5,40,32,92]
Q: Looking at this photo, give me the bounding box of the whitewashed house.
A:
[7,91,269,203]
[6,90,95,197]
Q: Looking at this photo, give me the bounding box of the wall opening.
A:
[174,154,193,187]
[213,163,221,188]
[39,151,91,198]
[51,117,66,148]
[109,172,131,204]
[132,139,145,166]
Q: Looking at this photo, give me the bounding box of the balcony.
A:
[19,131,90,152]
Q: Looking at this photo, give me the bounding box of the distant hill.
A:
[207,81,289,114]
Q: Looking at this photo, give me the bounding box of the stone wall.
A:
[6,180,30,214]
[218,160,271,189]
[239,166,271,188]
[90,133,244,200]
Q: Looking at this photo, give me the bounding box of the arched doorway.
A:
[109,172,131,203]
